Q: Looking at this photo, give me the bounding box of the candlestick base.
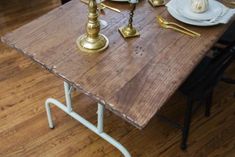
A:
[118,26,140,38]
[76,34,109,54]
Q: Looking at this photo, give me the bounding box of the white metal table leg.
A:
[97,103,104,133]
[64,82,72,113]
[45,81,131,157]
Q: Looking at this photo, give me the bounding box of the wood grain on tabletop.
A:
[1,0,230,129]
[1,0,235,157]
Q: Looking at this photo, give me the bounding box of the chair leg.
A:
[181,97,193,150]
[205,91,213,117]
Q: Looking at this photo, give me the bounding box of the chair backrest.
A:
[203,46,235,89]
[218,21,235,46]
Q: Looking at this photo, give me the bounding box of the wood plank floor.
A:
[0,0,235,156]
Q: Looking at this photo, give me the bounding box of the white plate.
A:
[178,0,223,21]
[167,6,221,26]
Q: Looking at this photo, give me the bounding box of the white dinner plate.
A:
[167,6,221,26]
[166,0,227,26]
[178,0,223,21]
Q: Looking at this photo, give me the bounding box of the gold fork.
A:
[157,16,201,37]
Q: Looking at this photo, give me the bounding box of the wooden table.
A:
[1,0,230,156]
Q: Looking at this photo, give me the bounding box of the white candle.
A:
[191,0,209,13]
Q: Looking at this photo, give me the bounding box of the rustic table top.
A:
[1,0,230,129]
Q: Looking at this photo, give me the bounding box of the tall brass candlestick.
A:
[119,3,140,38]
[76,0,109,53]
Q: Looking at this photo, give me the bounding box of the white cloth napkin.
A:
[166,0,235,24]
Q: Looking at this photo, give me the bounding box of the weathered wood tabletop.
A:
[1,0,230,129]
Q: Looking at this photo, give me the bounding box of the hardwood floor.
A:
[0,0,235,156]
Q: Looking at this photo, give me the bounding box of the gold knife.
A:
[167,25,196,37]
[168,21,201,37]
[81,0,121,13]
[101,3,121,13]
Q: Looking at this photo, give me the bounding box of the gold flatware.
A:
[157,16,201,37]
[157,16,196,37]
[81,0,121,13]
[159,23,196,37]
[101,3,121,13]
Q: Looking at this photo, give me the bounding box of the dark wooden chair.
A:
[157,43,235,150]
[216,21,235,86]
[179,44,235,149]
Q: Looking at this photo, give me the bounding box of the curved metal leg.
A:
[45,82,131,157]
[45,101,54,129]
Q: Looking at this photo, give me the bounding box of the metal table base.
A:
[45,81,131,157]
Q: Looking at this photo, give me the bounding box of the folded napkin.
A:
[219,6,235,23]
[166,0,235,24]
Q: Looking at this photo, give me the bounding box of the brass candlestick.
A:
[119,3,140,38]
[76,0,109,53]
